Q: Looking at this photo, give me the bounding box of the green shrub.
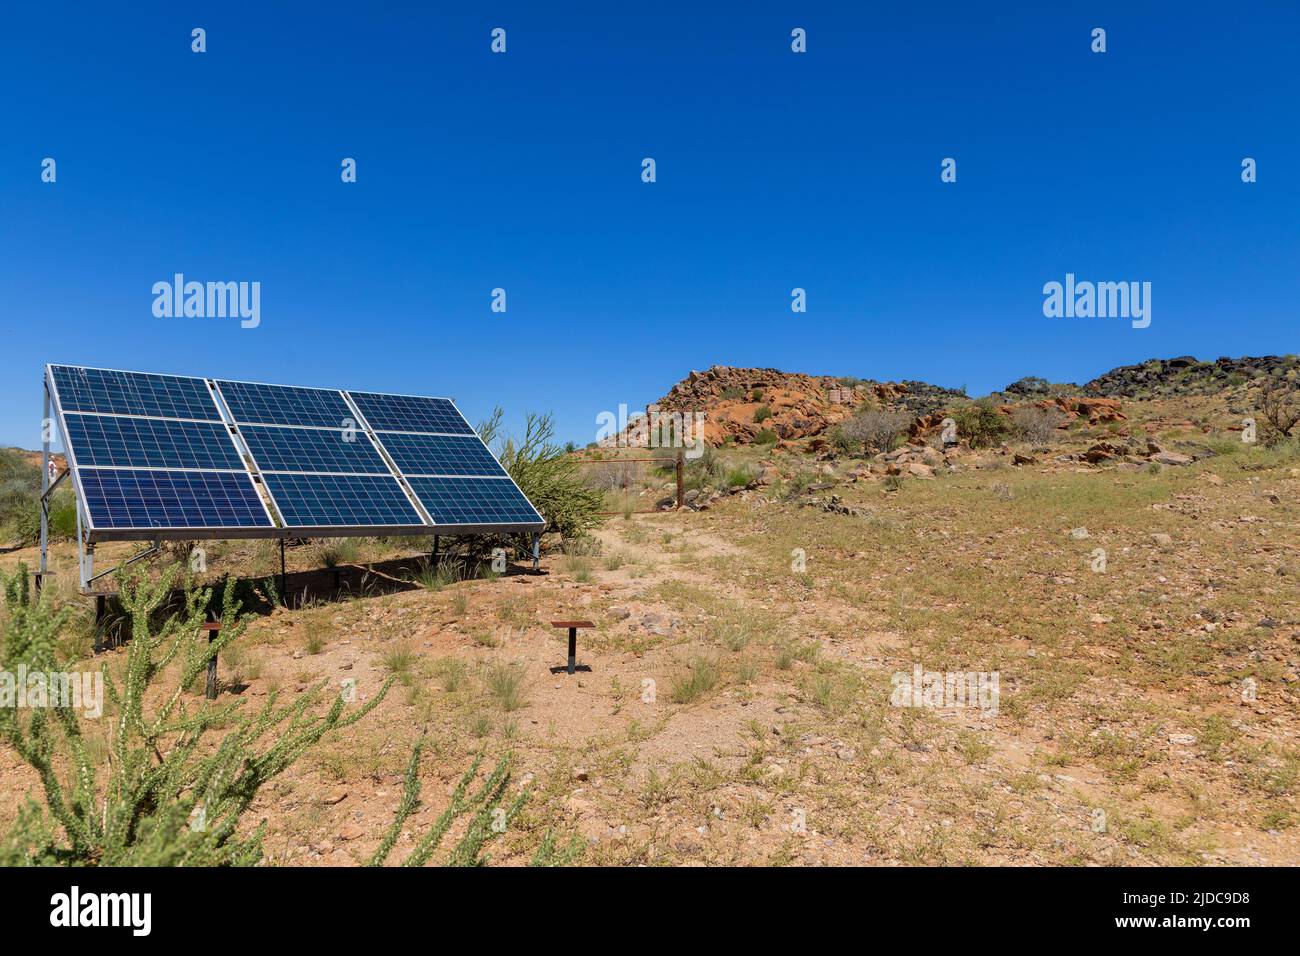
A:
[725,466,755,488]
[313,537,360,568]
[753,405,772,424]
[669,657,720,704]
[839,409,910,454]
[754,429,778,445]
[478,409,604,540]
[950,399,1013,448]
[0,564,392,866]
[0,451,77,544]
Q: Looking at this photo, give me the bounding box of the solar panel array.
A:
[348,390,539,528]
[47,365,544,539]
[50,365,272,534]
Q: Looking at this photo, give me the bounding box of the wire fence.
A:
[574,451,684,513]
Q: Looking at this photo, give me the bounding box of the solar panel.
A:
[348,392,474,435]
[261,473,425,528]
[51,365,220,421]
[240,425,390,475]
[79,468,271,531]
[377,432,508,477]
[45,365,544,545]
[217,380,355,429]
[405,476,543,526]
[63,414,244,471]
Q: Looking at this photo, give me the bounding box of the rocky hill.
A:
[606,355,1294,450]
[1083,355,1296,398]
[629,366,965,447]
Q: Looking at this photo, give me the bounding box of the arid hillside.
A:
[2,357,1298,867]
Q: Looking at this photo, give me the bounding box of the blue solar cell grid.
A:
[377,433,507,477]
[51,366,219,421]
[79,469,270,530]
[405,476,541,525]
[348,392,473,434]
[241,425,389,474]
[63,414,243,471]
[262,473,424,527]
[217,380,356,429]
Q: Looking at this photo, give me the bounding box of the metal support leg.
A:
[94,595,106,653]
[432,534,439,567]
[279,538,287,604]
[567,627,577,675]
[531,532,540,571]
[39,383,50,596]
[205,626,220,700]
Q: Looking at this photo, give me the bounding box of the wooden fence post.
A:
[676,449,685,509]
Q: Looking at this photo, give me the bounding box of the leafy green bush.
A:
[752,405,772,424]
[754,429,778,445]
[725,466,755,488]
[950,399,1013,448]
[478,408,604,540]
[0,563,394,865]
[1,450,77,544]
[0,563,565,867]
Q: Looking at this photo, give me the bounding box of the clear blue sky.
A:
[2,1,1296,450]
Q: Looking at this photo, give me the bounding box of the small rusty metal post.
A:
[676,449,684,509]
[202,622,221,700]
[550,620,594,674]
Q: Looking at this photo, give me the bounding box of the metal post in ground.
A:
[676,448,685,509]
[94,595,106,653]
[279,538,287,604]
[531,532,540,571]
[39,381,50,597]
[202,623,221,700]
[432,534,439,568]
